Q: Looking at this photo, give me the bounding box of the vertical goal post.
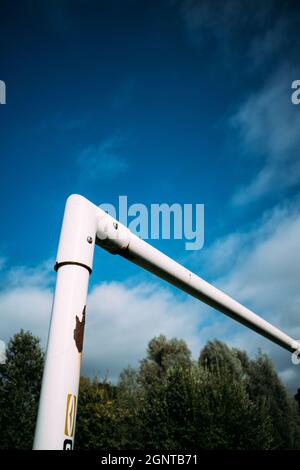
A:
[33,194,300,450]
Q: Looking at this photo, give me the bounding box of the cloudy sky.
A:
[0,0,300,392]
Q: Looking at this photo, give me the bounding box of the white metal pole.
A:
[34,194,300,449]
[96,203,300,354]
[33,195,98,450]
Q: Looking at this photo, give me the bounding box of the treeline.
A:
[0,330,300,449]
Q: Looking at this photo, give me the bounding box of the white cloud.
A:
[231,65,300,205]
[0,261,54,345]
[177,0,300,203]
[179,1,300,207]
[4,259,54,289]
[193,199,300,391]
[0,257,6,272]
[83,281,209,380]
[0,340,6,364]
[1,200,300,391]
[0,286,53,345]
[0,260,211,381]
[77,134,129,181]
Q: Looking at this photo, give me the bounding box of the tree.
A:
[75,377,130,449]
[139,334,192,383]
[198,341,273,449]
[245,352,300,449]
[137,335,192,448]
[116,367,143,449]
[164,364,196,449]
[113,337,298,450]
[199,340,243,378]
[0,330,44,449]
[295,388,300,415]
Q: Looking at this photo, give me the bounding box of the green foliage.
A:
[192,366,273,449]
[116,367,143,449]
[1,331,300,450]
[145,335,192,373]
[75,377,130,449]
[0,330,44,449]
[163,365,196,449]
[199,339,243,378]
[136,335,193,449]
[295,388,300,414]
[244,351,300,449]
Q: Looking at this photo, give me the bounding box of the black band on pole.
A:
[54,261,92,274]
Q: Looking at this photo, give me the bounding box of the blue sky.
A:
[1,0,300,390]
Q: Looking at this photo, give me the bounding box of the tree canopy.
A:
[1,330,299,450]
[0,330,44,449]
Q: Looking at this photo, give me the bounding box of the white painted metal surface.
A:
[95,202,300,354]
[33,265,89,450]
[34,194,300,449]
[33,195,97,450]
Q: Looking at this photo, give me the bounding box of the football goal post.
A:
[33,194,300,450]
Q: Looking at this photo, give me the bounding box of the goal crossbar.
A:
[33,194,300,450]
